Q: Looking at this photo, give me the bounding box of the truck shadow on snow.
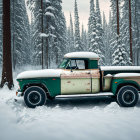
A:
[45,96,140,108]
[45,97,116,108]
[16,96,140,108]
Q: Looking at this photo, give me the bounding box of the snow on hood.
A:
[17,69,63,79]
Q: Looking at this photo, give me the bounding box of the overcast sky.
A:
[62,0,111,31]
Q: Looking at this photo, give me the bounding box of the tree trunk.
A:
[1,0,14,89]
[13,0,15,70]
[41,0,44,69]
[116,0,120,37]
[129,0,133,63]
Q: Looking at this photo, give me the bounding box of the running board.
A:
[56,92,114,98]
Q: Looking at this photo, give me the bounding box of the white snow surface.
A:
[101,66,140,71]
[17,69,63,79]
[64,52,99,59]
[0,77,140,140]
[114,73,140,78]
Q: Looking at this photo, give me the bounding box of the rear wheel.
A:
[24,86,46,108]
[117,86,139,107]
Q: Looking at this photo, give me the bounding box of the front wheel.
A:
[24,86,46,108]
[117,86,139,107]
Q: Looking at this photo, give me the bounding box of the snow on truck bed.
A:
[114,73,140,77]
[101,66,140,71]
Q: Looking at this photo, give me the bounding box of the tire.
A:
[48,96,55,100]
[117,86,139,107]
[24,86,46,108]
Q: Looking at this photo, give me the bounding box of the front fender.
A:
[17,78,61,97]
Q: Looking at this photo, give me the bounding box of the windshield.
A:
[58,59,70,69]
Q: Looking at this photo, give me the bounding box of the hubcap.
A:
[123,90,135,104]
[28,91,41,105]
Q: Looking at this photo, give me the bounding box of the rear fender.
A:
[111,79,140,95]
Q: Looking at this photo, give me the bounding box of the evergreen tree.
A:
[88,0,97,52]
[26,0,43,67]
[131,0,140,65]
[27,0,67,68]
[66,26,71,52]
[37,0,67,67]
[11,0,31,69]
[81,24,88,51]
[102,12,109,65]
[74,0,82,51]
[119,0,132,65]
[88,0,104,65]
[112,38,131,66]
[110,0,131,66]
[95,0,105,65]
[44,0,56,67]
[110,0,120,65]
[70,13,74,51]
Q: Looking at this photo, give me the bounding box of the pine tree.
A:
[74,0,82,51]
[1,0,13,89]
[70,13,74,51]
[129,0,133,62]
[26,0,43,67]
[111,0,131,66]
[119,0,132,65]
[11,0,31,69]
[131,0,140,65]
[88,0,97,52]
[102,12,109,65]
[112,38,131,66]
[66,26,71,52]
[44,0,55,68]
[95,0,105,65]
[81,24,88,51]
[110,0,120,65]
[88,0,103,65]
[42,0,67,67]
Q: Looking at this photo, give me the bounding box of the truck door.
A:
[91,70,100,93]
[61,60,91,95]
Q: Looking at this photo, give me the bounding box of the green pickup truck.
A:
[16,52,140,108]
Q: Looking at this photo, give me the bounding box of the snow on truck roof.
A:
[64,52,100,60]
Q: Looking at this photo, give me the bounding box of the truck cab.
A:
[59,52,101,94]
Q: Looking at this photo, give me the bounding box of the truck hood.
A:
[17,69,63,79]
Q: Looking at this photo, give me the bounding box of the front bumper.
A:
[16,91,22,97]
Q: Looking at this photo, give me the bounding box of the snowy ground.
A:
[0,68,140,140]
[0,85,140,140]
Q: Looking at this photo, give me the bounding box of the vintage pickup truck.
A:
[16,52,140,108]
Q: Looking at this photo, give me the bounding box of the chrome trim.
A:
[17,92,22,97]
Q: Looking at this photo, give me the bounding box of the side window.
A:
[66,60,89,70]
[76,60,85,69]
